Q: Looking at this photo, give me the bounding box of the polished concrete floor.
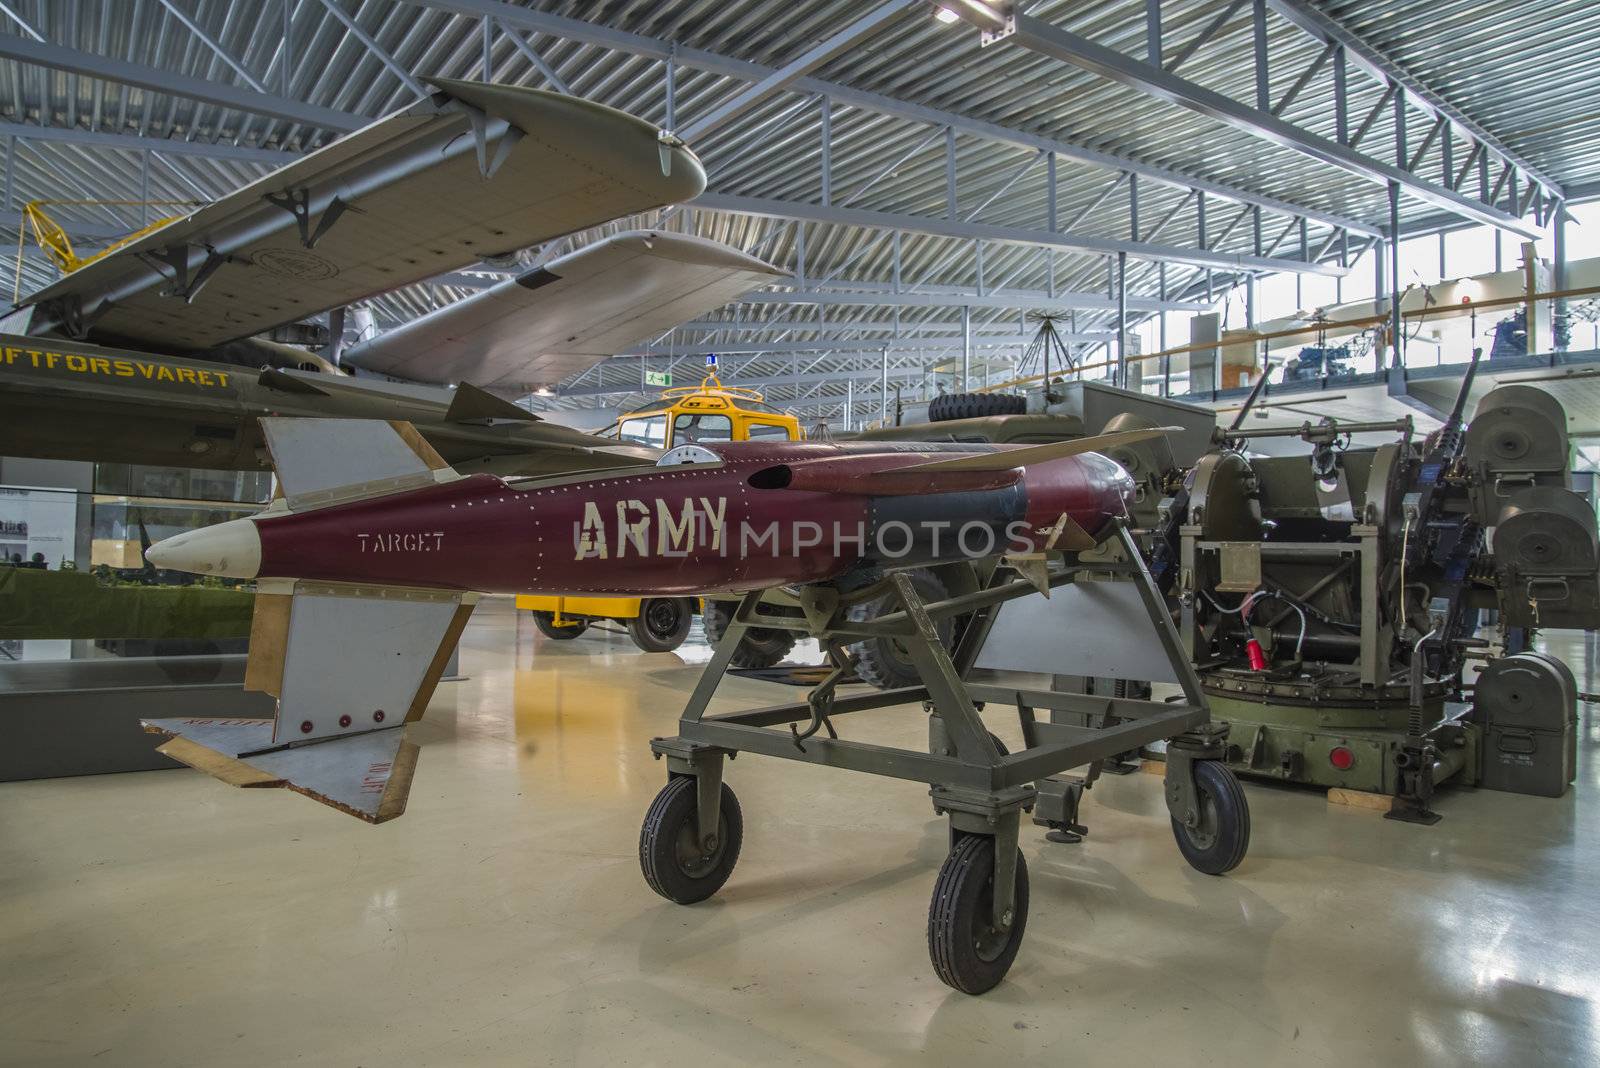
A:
[2,599,1596,1066]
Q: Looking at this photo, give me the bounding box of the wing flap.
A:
[144,717,419,823]
[343,231,785,389]
[153,730,285,788]
[142,580,475,824]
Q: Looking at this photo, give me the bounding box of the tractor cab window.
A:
[671,413,733,444]
[745,421,794,441]
[617,414,668,448]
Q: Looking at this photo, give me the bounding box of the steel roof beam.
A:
[668,317,1073,335]
[313,0,430,99]
[733,279,1202,313]
[410,0,1379,238]
[0,36,362,132]
[1264,0,1565,200]
[679,0,915,142]
[620,331,1108,357]
[797,277,1207,311]
[734,288,1196,314]
[561,363,951,400]
[493,19,572,95]
[1002,12,1541,240]
[695,192,1347,276]
[154,0,270,93]
[0,121,293,164]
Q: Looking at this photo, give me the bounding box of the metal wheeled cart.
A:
[640,525,1250,994]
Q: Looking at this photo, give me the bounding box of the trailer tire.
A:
[847,569,953,689]
[929,392,1026,422]
[701,599,797,669]
[627,598,693,652]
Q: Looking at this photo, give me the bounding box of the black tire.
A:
[929,392,1026,422]
[1170,760,1250,875]
[701,599,797,669]
[531,611,586,640]
[627,597,692,652]
[847,569,952,690]
[928,834,1030,995]
[639,777,743,904]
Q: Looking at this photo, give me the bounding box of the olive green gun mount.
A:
[1175,371,1596,820]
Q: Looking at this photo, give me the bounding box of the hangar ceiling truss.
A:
[0,0,1589,419]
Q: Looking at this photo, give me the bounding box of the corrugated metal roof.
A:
[2,0,1595,418]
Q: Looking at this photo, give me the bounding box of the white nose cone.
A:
[145,519,262,578]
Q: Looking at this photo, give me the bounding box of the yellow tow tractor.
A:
[516,373,802,652]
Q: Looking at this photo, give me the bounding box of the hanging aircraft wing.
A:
[14,79,705,354]
[341,231,784,391]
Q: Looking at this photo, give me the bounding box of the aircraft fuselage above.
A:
[0,331,654,477]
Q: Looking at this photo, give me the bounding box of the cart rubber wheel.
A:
[701,599,797,669]
[1171,759,1250,875]
[531,611,586,640]
[628,598,693,652]
[640,776,743,904]
[927,834,1030,995]
[847,568,952,690]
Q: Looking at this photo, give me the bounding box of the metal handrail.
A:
[977,283,1600,395]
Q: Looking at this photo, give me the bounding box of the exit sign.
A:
[644,370,671,387]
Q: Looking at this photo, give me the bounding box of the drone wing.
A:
[142,418,473,823]
[894,426,1185,473]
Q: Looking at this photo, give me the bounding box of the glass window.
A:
[671,413,733,444]
[1396,234,1442,288]
[1443,225,1497,279]
[617,415,667,447]
[1341,248,1377,303]
[1299,272,1338,313]
[744,422,794,441]
[1256,272,1299,320]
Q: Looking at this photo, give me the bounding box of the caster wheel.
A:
[639,776,743,904]
[1171,759,1250,875]
[927,834,1029,995]
[531,612,586,640]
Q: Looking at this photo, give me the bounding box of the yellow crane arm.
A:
[22,201,83,273]
[19,199,197,275]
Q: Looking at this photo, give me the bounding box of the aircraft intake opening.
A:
[747,464,792,489]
